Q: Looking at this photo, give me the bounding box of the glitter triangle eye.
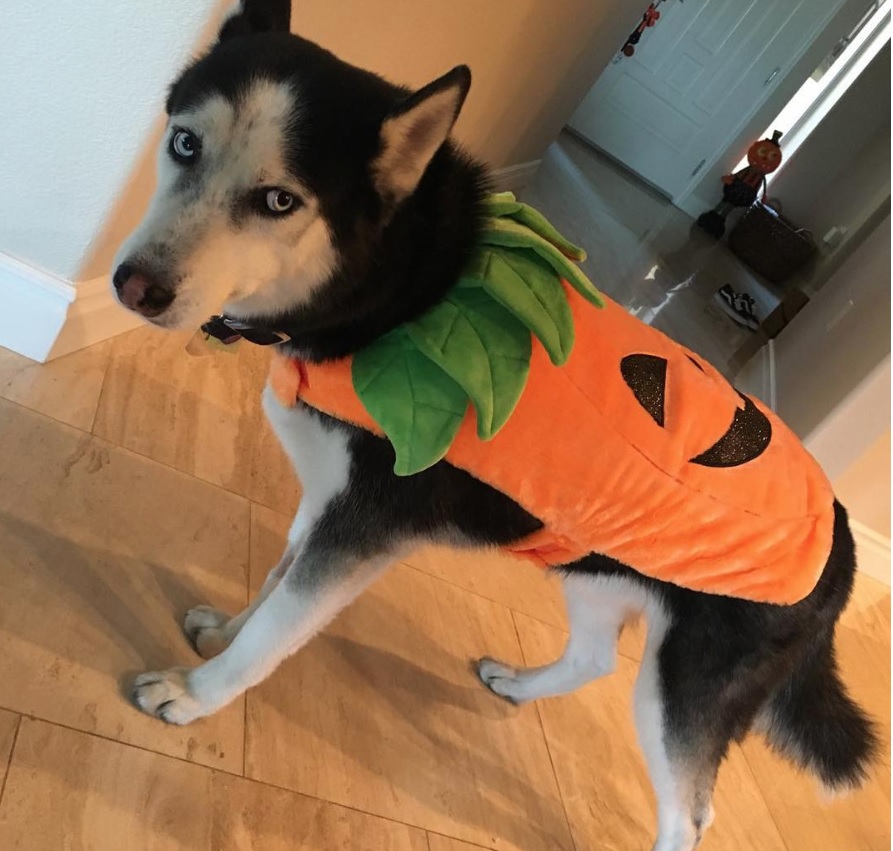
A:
[689,394,772,468]
[621,354,666,427]
[622,354,773,468]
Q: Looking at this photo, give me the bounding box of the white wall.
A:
[0,2,218,281]
[768,43,890,259]
[767,215,890,548]
[773,215,890,444]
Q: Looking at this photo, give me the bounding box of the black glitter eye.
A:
[621,354,666,427]
[621,353,772,467]
[689,394,772,468]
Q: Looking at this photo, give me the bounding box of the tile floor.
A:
[0,135,888,850]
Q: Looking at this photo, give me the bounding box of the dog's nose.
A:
[113,263,175,318]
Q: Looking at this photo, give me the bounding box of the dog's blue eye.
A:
[265,189,295,214]
[170,129,199,163]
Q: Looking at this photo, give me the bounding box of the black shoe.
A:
[714,285,759,331]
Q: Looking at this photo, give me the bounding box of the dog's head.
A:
[113,0,471,329]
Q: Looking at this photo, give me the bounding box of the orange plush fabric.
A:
[269,285,835,604]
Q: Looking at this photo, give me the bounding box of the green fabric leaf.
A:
[481,218,604,309]
[352,327,469,476]
[482,191,522,218]
[477,247,574,366]
[501,204,587,261]
[406,287,532,440]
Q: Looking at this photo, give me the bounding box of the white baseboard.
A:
[492,160,542,194]
[0,252,76,362]
[47,276,143,360]
[851,519,891,586]
[734,339,777,409]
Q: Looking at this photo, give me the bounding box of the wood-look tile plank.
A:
[0,719,428,851]
[427,834,492,851]
[401,545,567,631]
[93,325,299,513]
[511,611,789,851]
[403,547,648,665]
[841,571,891,643]
[245,560,573,851]
[0,340,110,431]
[0,399,247,771]
[0,710,20,792]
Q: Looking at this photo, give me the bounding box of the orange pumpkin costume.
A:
[270,285,834,605]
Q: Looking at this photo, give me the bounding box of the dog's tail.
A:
[761,632,878,793]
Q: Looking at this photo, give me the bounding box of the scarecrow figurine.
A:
[696,130,783,238]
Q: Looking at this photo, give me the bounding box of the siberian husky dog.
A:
[113,3,876,848]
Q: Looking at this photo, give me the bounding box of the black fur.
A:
[218,0,291,41]
[166,34,488,361]
[164,10,877,805]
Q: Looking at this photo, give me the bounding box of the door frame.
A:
[670,0,850,210]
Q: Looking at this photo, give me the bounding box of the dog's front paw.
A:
[477,657,525,705]
[133,668,207,725]
[184,606,230,659]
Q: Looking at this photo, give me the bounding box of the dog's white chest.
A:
[262,385,351,527]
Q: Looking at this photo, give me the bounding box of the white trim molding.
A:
[851,519,892,586]
[0,252,76,362]
[492,160,542,194]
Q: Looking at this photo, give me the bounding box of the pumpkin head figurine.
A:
[697,129,784,238]
[746,132,783,175]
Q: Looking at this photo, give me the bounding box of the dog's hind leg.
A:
[477,573,643,703]
[636,607,768,851]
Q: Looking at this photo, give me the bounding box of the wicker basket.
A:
[728,203,816,285]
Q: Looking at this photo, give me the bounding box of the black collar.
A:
[200,315,290,347]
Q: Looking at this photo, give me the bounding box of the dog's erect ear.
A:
[218,0,292,41]
[374,66,472,203]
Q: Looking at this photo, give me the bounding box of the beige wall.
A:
[834,430,891,538]
[292,1,635,169]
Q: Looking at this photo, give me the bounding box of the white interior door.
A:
[568,0,844,200]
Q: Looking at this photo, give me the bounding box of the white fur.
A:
[375,84,463,201]
[478,574,647,702]
[633,601,704,851]
[478,574,702,851]
[262,386,351,535]
[114,80,336,330]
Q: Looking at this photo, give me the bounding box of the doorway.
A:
[567,0,849,203]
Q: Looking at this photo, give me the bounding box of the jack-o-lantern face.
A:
[620,352,772,468]
[747,140,782,174]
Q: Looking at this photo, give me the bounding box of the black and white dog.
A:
[113,3,875,848]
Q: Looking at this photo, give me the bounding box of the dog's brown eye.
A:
[265,189,295,214]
